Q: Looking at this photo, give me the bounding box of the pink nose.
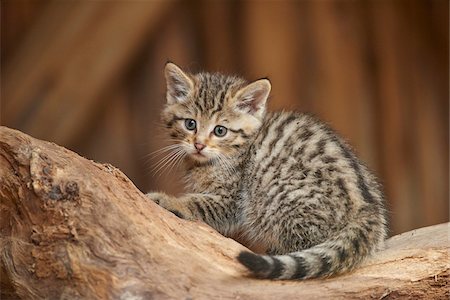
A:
[194,142,206,151]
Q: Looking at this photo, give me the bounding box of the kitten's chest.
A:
[185,164,239,193]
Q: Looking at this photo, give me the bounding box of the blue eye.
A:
[184,119,196,131]
[213,125,227,137]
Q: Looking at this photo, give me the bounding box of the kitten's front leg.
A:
[146,192,193,220]
[146,192,231,231]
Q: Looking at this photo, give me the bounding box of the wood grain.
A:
[1,126,448,299]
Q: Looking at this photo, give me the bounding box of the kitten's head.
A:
[161,62,271,165]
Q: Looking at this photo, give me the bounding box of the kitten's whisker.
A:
[145,144,181,158]
[151,149,181,172]
[152,148,185,177]
[155,148,182,168]
[167,151,187,176]
[143,145,180,166]
[164,150,186,176]
[161,150,186,177]
[152,154,178,176]
[151,150,177,168]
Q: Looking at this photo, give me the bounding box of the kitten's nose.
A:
[194,142,206,152]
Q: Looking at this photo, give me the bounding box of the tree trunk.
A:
[0,126,448,299]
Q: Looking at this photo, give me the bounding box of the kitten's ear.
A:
[165,62,194,104]
[233,79,271,117]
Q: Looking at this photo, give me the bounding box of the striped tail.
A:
[237,222,386,280]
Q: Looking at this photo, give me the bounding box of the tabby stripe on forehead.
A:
[191,84,203,112]
[210,89,225,117]
[208,80,218,109]
[197,81,207,112]
[194,96,204,112]
[219,86,227,103]
[202,75,210,109]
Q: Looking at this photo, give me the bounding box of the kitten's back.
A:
[237,112,387,279]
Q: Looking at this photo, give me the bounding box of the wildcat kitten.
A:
[147,62,387,280]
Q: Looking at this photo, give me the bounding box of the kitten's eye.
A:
[213,125,228,137]
[184,119,196,131]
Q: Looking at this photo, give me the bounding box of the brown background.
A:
[1,0,448,235]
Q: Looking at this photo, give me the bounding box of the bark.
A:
[0,126,448,299]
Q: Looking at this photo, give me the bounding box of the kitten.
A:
[147,62,387,280]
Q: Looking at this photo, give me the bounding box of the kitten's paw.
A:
[146,192,168,205]
[146,192,189,219]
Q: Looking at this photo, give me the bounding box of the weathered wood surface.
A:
[0,126,448,299]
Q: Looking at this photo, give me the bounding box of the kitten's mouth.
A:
[190,151,210,162]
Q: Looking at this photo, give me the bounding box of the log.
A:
[0,126,448,299]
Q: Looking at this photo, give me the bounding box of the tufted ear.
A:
[164,62,194,104]
[233,79,271,118]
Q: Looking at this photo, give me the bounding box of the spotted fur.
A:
[147,62,387,280]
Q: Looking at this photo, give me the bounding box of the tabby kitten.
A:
[147,62,387,280]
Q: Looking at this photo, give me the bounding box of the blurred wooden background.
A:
[1,0,448,235]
